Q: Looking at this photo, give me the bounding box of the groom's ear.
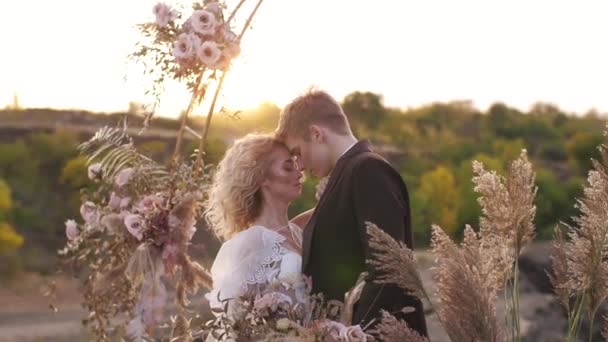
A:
[309,125,324,143]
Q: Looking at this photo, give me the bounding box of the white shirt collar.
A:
[339,141,358,159]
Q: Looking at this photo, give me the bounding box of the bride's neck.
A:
[252,196,290,231]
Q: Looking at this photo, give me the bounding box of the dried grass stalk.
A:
[366,222,427,301]
[548,226,573,309]
[552,127,608,341]
[369,310,429,342]
[472,149,537,341]
[472,149,536,254]
[171,314,193,342]
[431,225,506,342]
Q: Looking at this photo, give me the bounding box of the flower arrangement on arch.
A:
[59,1,266,339]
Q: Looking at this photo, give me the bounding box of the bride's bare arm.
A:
[290,208,314,229]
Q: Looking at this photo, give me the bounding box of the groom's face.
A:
[285,130,332,178]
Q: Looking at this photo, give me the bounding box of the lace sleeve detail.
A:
[243,228,287,287]
[205,226,288,310]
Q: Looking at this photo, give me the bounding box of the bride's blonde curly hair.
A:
[204,134,284,240]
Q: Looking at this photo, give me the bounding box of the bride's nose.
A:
[293,157,304,172]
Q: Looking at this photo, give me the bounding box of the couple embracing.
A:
[204,90,428,338]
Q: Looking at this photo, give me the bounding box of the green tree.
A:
[534,169,579,238]
[565,132,603,173]
[342,92,387,134]
[60,156,94,212]
[413,166,459,242]
[492,138,525,162]
[0,179,23,255]
[288,176,317,219]
[0,223,23,255]
[139,140,169,162]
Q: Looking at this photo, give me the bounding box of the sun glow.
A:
[1,0,607,116]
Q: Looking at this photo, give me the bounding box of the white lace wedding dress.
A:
[205,223,303,317]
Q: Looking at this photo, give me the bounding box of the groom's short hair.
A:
[276,89,352,140]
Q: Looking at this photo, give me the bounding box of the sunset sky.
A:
[1,0,607,117]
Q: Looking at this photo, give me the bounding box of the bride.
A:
[203,134,311,319]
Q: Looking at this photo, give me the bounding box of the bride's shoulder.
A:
[218,226,283,253]
[211,226,286,273]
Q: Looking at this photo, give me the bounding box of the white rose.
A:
[189,10,216,36]
[124,214,145,240]
[115,167,135,187]
[197,41,222,67]
[87,163,102,180]
[339,325,367,342]
[153,2,178,27]
[65,219,79,240]
[276,318,293,331]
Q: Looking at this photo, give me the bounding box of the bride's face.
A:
[261,146,303,203]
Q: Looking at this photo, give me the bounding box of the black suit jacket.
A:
[301,140,428,336]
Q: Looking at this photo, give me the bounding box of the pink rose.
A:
[115,167,135,187]
[87,163,102,180]
[339,325,367,342]
[205,2,222,15]
[189,10,216,36]
[124,214,145,240]
[253,292,293,315]
[153,2,178,27]
[108,192,121,210]
[65,219,79,240]
[173,33,201,60]
[197,41,222,67]
[313,320,345,340]
[135,194,161,214]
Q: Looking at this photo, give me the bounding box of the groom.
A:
[276,89,428,335]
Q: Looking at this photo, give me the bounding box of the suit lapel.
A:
[301,140,373,271]
[301,170,338,269]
